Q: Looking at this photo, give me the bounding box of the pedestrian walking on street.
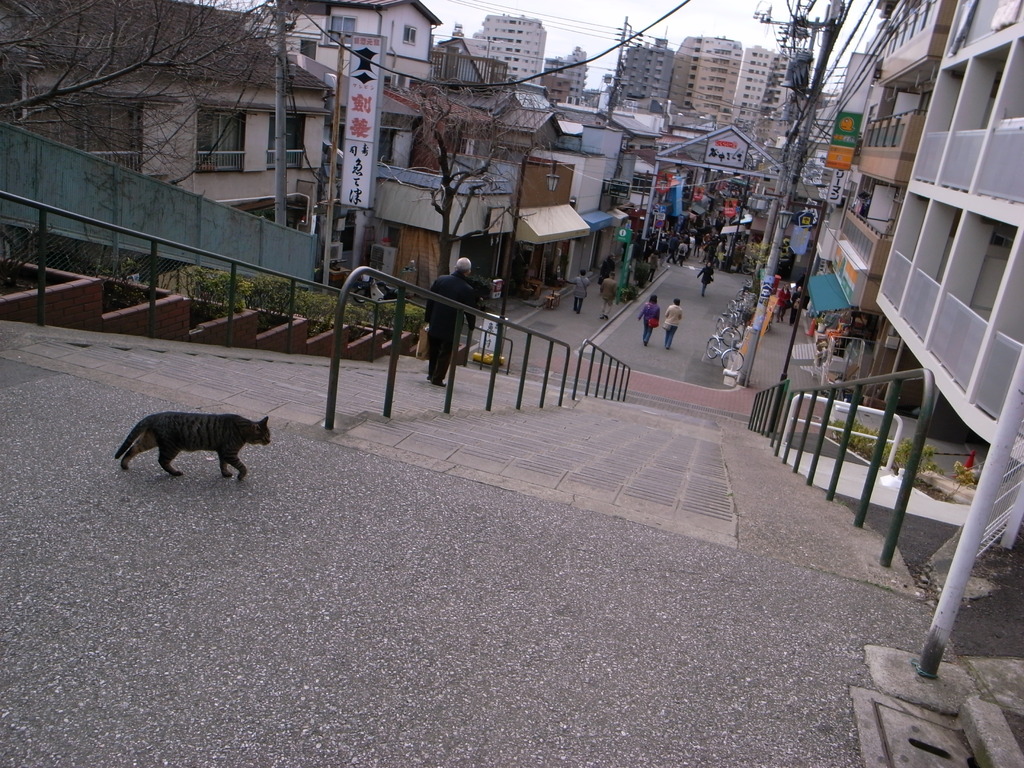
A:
[662,298,683,349]
[773,284,791,324]
[571,269,590,314]
[667,232,680,264]
[425,257,477,387]
[599,272,616,320]
[638,295,660,346]
[600,254,616,282]
[697,260,715,297]
[789,286,804,325]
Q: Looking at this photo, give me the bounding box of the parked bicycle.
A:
[714,315,744,344]
[706,331,744,370]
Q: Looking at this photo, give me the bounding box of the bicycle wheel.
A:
[721,325,742,345]
[705,337,720,360]
[715,315,730,334]
[722,348,743,370]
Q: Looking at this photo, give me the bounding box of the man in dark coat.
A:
[425,257,477,386]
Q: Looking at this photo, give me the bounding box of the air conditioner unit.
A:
[369,244,397,274]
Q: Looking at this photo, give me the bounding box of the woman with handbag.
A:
[638,294,660,347]
[697,260,715,297]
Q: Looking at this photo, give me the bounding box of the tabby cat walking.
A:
[115,412,270,480]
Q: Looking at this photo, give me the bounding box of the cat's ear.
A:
[258,417,269,428]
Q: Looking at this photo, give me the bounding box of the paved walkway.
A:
[0,270,1020,766]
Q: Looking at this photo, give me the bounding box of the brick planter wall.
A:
[305,327,346,358]
[188,309,259,348]
[0,266,104,331]
[256,316,309,354]
[102,295,192,341]
[3,267,423,361]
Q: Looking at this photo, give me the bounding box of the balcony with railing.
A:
[90,151,144,172]
[931,292,987,391]
[977,333,1023,418]
[430,48,510,85]
[265,149,305,169]
[840,207,893,268]
[195,151,244,172]
[904,266,940,340]
[858,110,927,184]
[880,248,911,310]
[877,0,955,87]
[913,122,1024,203]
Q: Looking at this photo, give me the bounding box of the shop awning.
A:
[808,273,852,312]
[580,210,614,231]
[689,202,707,215]
[608,209,628,223]
[517,205,591,243]
[720,224,749,235]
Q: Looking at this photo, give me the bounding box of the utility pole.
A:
[605,19,629,121]
[274,0,289,226]
[737,0,844,387]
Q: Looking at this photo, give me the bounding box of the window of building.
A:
[403,25,417,45]
[299,39,317,57]
[268,114,305,151]
[324,15,356,45]
[378,128,397,163]
[198,110,245,152]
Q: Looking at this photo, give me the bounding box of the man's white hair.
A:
[455,257,472,273]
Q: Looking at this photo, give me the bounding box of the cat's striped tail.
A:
[114,421,147,458]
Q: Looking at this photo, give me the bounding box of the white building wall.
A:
[474,15,547,79]
[878,6,1024,440]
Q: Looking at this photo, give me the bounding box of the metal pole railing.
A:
[747,368,936,568]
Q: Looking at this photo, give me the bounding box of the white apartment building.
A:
[474,15,548,79]
[877,0,1024,442]
[671,37,745,125]
[736,46,786,139]
[289,0,441,87]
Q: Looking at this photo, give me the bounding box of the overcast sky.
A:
[425,0,879,90]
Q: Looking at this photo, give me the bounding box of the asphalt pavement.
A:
[1,262,1021,767]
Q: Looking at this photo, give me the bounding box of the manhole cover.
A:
[852,687,975,768]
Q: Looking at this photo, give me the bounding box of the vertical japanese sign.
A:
[342,35,383,209]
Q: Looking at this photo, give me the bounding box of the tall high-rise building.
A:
[736,46,785,124]
[473,15,547,80]
[620,38,673,105]
[670,36,744,125]
[542,46,588,103]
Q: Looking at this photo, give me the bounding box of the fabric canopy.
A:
[720,224,748,235]
[808,273,852,312]
[580,210,614,231]
[517,205,590,243]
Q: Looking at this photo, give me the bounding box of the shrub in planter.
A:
[103,280,150,312]
[178,266,248,324]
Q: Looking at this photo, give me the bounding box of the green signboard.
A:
[614,226,633,243]
[831,112,863,148]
